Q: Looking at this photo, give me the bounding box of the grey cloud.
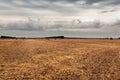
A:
[0,19,120,38]
[85,0,105,4]
[0,18,65,31]
[79,21,103,29]
[108,0,120,5]
[0,0,48,9]
[0,19,102,31]
[0,0,120,37]
[63,20,103,30]
[1,0,120,8]
[85,0,120,5]
[0,0,120,17]
[0,0,77,16]
[0,21,44,31]
[112,20,120,27]
[100,9,117,13]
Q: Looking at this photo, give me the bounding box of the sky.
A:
[0,0,120,38]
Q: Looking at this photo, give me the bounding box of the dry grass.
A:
[0,39,120,80]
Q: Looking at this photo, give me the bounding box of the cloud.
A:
[108,0,120,5]
[0,20,44,31]
[0,0,120,9]
[112,20,120,27]
[1,19,119,32]
[0,0,120,17]
[85,0,105,4]
[0,19,120,38]
[100,9,117,13]
[0,0,120,37]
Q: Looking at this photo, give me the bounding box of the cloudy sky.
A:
[0,0,120,38]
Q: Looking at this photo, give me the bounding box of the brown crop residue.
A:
[0,39,120,80]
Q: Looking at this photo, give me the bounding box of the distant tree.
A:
[118,37,120,39]
[1,35,16,39]
[110,37,113,40]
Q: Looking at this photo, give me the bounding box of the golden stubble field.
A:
[0,39,120,80]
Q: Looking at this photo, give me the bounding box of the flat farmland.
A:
[0,39,120,80]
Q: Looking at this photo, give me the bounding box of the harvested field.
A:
[0,39,120,80]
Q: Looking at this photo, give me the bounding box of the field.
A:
[0,39,120,80]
